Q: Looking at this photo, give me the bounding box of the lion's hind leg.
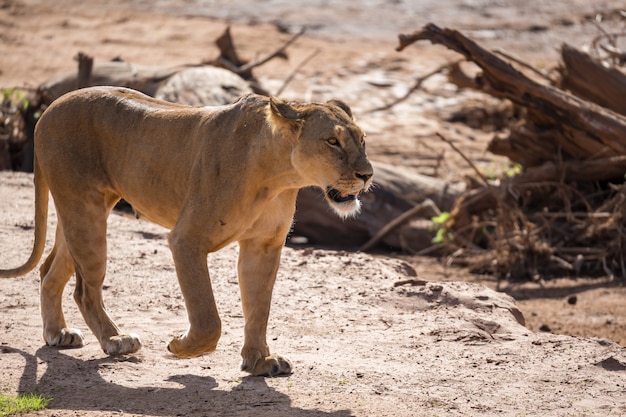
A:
[39,222,84,348]
[54,191,141,356]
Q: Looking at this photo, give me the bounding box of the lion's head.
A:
[267,96,373,218]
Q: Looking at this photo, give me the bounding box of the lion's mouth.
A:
[326,187,357,204]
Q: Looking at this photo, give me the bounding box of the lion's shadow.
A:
[9,346,353,417]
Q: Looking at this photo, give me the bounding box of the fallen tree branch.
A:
[275,48,320,96]
[395,23,626,279]
[239,27,306,74]
[397,24,626,161]
[367,59,463,113]
[393,279,427,287]
[359,198,440,252]
[212,26,306,78]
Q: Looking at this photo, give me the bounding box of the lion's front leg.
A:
[166,230,222,358]
[237,238,293,376]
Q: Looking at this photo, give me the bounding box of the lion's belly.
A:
[107,162,187,231]
[121,195,180,230]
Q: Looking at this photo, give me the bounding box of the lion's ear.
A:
[269,96,302,121]
[267,96,303,136]
[327,99,353,119]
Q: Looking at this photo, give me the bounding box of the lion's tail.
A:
[0,157,49,278]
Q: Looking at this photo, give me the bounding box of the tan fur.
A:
[0,86,373,376]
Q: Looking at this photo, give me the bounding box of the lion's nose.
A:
[355,172,373,184]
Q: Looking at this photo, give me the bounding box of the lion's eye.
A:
[327,137,340,147]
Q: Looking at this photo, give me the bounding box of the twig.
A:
[236,27,306,75]
[436,131,525,278]
[393,279,427,287]
[590,19,615,47]
[602,256,615,280]
[591,32,626,61]
[493,48,552,81]
[539,212,611,219]
[366,60,462,113]
[598,43,626,64]
[359,198,440,252]
[436,132,502,206]
[274,48,320,96]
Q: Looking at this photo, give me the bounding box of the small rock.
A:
[290,236,308,245]
[539,324,551,332]
[595,356,626,371]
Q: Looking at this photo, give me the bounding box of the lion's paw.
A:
[167,334,219,358]
[104,333,142,355]
[45,328,85,348]
[241,354,293,377]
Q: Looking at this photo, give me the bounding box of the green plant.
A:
[505,163,523,177]
[481,161,523,180]
[0,393,51,416]
[431,211,452,244]
[2,88,29,111]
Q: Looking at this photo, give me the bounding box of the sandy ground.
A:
[1,0,626,416]
[1,171,625,416]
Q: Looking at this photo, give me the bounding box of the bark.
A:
[398,24,626,169]
[398,24,626,278]
[558,44,626,117]
[293,161,464,251]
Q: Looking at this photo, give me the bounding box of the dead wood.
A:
[275,48,320,96]
[19,27,306,169]
[75,52,94,89]
[393,279,427,287]
[557,44,626,116]
[38,61,195,105]
[448,156,626,232]
[397,24,626,279]
[213,26,247,73]
[206,26,305,95]
[235,27,305,75]
[39,27,305,104]
[359,198,440,252]
[398,24,626,166]
[367,59,463,113]
[292,161,465,252]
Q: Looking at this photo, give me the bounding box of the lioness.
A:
[0,86,373,376]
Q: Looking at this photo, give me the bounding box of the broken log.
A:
[398,24,626,278]
[38,61,196,105]
[398,24,626,168]
[292,161,464,251]
[206,26,305,96]
[558,44,626,117]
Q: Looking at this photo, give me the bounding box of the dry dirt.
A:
[1,1,626,416]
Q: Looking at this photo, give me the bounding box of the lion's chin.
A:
[325,187,362,219]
